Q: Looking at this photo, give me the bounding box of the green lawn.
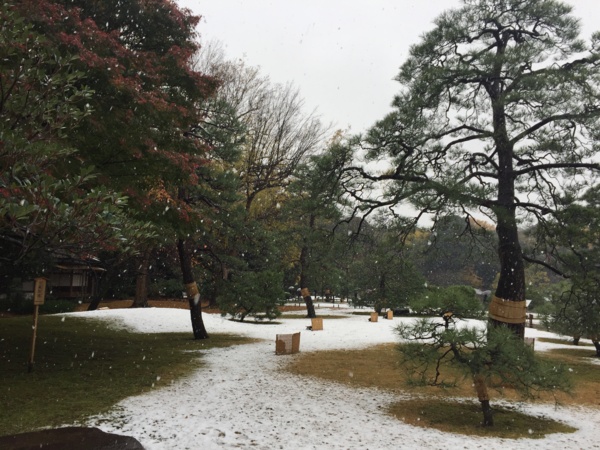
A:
[0,315,252,436]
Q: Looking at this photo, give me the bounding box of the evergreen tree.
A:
[0,3,135,289]
[539,186,600,355]
[396,319,570,426]
[17,0,219,338]
[282,140,352,317]
[347,215,426,313]
[341,0,600,339]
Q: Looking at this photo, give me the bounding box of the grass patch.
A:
[387,399,575,439]
[537,350,600,406]
[286,344,474,397]
[0,315,253,437]
[537,337,593,347]
[285,343,598,437]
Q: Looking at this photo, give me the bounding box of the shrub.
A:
[410,285,484,319]
[39,299,76,314]
[150,279,183,298]
[217,270,285,321]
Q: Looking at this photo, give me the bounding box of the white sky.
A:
[177,0,600,133]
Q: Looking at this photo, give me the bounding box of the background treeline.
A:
[1,1,598,353]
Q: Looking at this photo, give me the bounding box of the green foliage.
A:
[340,215,427,312]
[409,216,498,289]
[0,292,30,315]
[0,3,135,282]
[540,286,600,354]
[149,279,185,299]
[396,319,571,402]
[341,0,600,326]
[409,285,484,319]
[537,186,600,351]
[39,299,77,314]
[10,0,220,285]
[217,270,285,321]
[0,294,77,315]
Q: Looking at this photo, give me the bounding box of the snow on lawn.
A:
[64,305,600,450]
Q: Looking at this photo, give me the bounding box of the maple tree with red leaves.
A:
[9,0,220,338]
[0,3,139,290]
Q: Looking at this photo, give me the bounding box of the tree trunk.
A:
[87,268,104,311]
[299,214,317,318]
[299,251,316,318]
[488,77,526,339]
[473,374,493,426]
[480,400,494,427]
[87,295,102,311]
[490,205,526,339]
[593,340,600,357]
[177,238,209,340]
[299,246,317,319]
[375,273,386,314]
[131,247,151,308]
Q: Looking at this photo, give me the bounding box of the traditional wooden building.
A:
[22,256,104,300]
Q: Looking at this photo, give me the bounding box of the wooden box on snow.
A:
[386,310,393,320]
[369,312,378,322]
[275,332,301,355]
[311,317,323,331]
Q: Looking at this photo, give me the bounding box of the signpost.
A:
[28,277,47,373]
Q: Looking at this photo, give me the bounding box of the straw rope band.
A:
[301,288,310,297]
[185,282,199,298]
[488,295,526,324]
[473,374,489,401]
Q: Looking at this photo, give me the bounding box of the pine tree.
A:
[342,0,600,339]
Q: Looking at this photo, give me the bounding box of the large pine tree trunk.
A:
[131,248,151,308]
[177,238,209,340]
[489,89,526,339]
[490,205,526,339]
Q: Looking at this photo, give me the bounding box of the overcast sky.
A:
[177,0,599,134]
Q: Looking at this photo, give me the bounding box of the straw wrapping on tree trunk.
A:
[185,282,199,298]
[488,296,526,324]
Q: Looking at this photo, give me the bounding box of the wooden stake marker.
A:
[29,277,47,373]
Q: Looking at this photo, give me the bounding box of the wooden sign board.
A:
[33,278,47,305]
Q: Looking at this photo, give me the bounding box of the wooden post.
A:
[28,278,47,372]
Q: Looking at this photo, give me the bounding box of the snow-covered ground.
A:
[63,305,600,450]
